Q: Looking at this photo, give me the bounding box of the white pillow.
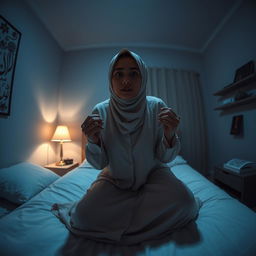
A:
[168,155,187,167]
[0,162,59,205]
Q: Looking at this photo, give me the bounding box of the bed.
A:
[0,156,256,256]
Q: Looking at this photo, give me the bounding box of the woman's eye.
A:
[114,72,123,78]
[130,71,139,77]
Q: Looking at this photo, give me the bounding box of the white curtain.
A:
[147,68,208,175]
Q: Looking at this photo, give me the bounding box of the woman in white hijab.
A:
[52,49,200,245]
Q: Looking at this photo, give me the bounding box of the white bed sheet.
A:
[0,163,256,256]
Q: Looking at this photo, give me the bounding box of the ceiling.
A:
[26,0,242,53]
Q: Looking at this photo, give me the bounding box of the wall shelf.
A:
[214,72,256,111]
[214,95,256,110]
[214,73,256,97]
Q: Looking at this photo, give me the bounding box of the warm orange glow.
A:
[58,101,85,122]
[27,143,56,166]
[36,88,58,123]
[63,142,82,163]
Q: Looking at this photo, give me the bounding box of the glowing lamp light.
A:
[51,125,71,166]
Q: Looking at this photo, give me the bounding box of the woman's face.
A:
[111,56,142,99]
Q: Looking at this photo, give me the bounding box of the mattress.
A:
[0,161,256,256]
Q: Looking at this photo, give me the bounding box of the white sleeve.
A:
[156,132,181,163]
[86,137,109,170]
[155,98,181,163]
[85,106,109,170]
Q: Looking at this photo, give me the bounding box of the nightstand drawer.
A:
[214,168,243,192]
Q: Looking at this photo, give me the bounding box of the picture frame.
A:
[230,115,243,135]
[0,15,21,116]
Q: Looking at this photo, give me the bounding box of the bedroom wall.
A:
[0,0,63,168]
[202,0,256,173]
[58,47,204,163]
[2,0,253,174]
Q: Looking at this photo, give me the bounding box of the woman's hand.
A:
[158,107,180,147]
[81,114,104,145]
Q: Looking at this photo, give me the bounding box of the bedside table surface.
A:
[45,162,79,169]
[215,164,256,177]
[44,162,79,176]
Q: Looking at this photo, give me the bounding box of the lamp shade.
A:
[51,125,71,142]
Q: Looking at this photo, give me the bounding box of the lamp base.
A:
[56,160,66,166]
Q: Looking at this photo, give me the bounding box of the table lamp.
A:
[51,125,71,166]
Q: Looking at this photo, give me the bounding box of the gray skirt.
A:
[51,167,200,245]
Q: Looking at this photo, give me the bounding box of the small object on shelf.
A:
[233,60,254,83]
[222,97,235,105]
[214,94,256,111]
[234,90,251,101]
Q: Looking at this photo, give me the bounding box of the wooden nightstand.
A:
[214,165,256,207]
[44,162,79,176]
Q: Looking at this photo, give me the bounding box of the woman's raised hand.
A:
[81,114,104,145]
[158,107,180,146]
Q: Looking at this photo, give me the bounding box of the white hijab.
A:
[108,49,148,134]
[96,49,171,189]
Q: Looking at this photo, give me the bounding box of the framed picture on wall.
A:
[0,15,21,116]
[230,115,243,135]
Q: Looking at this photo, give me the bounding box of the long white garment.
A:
[87,96,180,190]
[55,167,199,245]
[52,49,200,245]
[86,49,180,190]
